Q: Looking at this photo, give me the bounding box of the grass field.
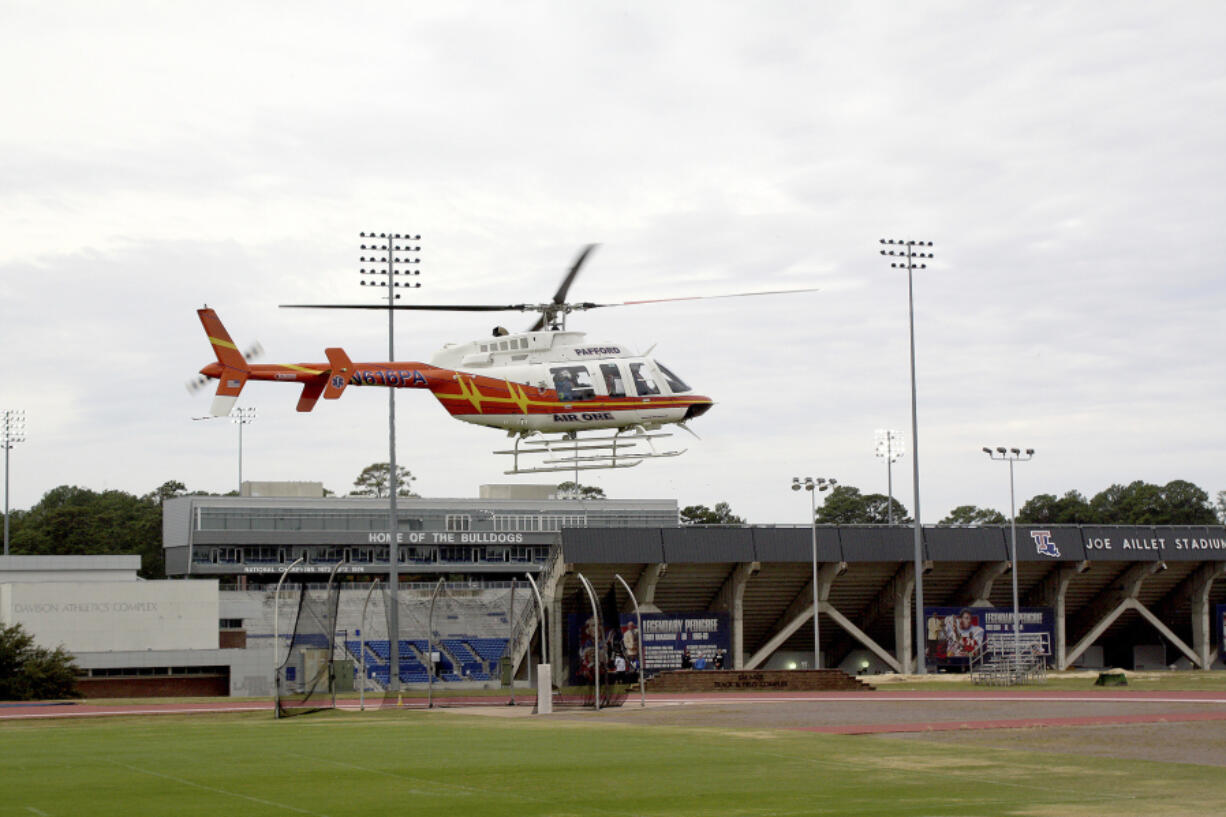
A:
[3,705,1225,817]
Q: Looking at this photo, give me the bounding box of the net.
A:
[275,577,341,718]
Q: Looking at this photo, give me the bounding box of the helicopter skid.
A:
[494,427,685,475]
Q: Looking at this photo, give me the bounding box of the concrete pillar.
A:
[710,562,758,669]
[892,561,915,673]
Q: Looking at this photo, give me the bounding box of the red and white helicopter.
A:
[190,245,816,473]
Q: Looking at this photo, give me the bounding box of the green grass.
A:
[2,708,1224,817]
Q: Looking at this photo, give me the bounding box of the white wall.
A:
[1,580,218,652]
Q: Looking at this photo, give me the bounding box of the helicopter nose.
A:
[684,399,713,420]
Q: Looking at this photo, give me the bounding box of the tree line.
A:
[2,475,1222,580]
[683,480,1224,528]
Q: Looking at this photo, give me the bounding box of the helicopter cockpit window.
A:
[600,363,626,398]
[629,362,660,396]
[654,361,691,393]
[550,366,595,401]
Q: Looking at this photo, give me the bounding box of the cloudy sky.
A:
[2,1,1224,525]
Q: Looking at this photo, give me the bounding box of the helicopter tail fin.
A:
[197,308,251,416]
[322,348,354,401]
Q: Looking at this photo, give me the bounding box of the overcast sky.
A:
[2,1,1224,525]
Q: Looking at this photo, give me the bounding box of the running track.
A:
[3,690,1226,735]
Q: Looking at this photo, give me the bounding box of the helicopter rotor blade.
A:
[529,243,598,331]
[586,288,823,310]
[281,303,535,312]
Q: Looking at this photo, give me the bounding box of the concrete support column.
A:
[957,561,1009,607]
[710,561,759,669]
[1027,561,1088,670]
[892,562,916,673]
[1188,563,1226,668]
[633,563,667,614]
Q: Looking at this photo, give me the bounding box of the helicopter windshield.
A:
[629,362,660,396]
[654,361,691,393]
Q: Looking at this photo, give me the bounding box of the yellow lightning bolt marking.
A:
[456,375,486,413]
[506,381,532,414]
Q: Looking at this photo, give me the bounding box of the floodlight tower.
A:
[359,231,421,693]
[874,429,904,525]
[231,406,256,493]
[2,409,26,556]
[879,237,934,673]
[790,476,837,669]
[983,446,1034,673]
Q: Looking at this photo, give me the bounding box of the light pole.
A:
[231,406,256,493]
[874,429,904,525]
[2,409,26,556]
[983,446,1034,674]
[358,231,421,694]
[880,238,934,673]
[791,476,836,669]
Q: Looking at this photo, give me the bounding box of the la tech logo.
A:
[1030,530,1061,558]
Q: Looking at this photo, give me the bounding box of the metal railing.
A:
[971,633,1050,686]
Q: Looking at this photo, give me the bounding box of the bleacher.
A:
[347,637,507,686]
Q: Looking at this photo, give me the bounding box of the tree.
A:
[554,481,606,500]
[1088,480,1217,525]
[815,486,910,525]
[1018,490,1094,524]
[940,505,1007,526]
[0,623,79,700]
[681,502,745,525]
[11,485,165,578]
[350,463,419,498]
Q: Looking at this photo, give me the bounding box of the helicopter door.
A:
[599,363,626,398]
[629,362,660,396]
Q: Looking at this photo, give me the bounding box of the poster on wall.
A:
[621,612,731,674]
[566,611,730,683]
[923,606,1055,670]
[1218,605,1226,665]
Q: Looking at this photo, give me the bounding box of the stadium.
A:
[5,482,1223,701]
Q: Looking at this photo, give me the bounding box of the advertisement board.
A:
[1218,605,1226,666]
[923,606,1054,670]
[567,611,730,684]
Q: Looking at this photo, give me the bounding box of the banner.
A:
[619,612,730,674]
[566,611,731,683]
[923,606,1054,670]
[1218,605,1226,665]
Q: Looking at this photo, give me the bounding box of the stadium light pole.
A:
[880,238,934,673]
[359,231,421,694]
[791,477,836,670]
[2,409,26,556]
[231,406,256,493]
[874,429,904,526]
[983,446,1034,675]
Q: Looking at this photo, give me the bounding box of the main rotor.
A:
[282,243,820,332]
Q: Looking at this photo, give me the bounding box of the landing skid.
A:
[494,426,686,474]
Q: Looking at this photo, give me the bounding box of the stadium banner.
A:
[566,611,730,684]
[619,612,730,674]
[1218,605,1226,665]
[923,606,1054,670]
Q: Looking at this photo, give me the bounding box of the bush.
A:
[0,623,80,701]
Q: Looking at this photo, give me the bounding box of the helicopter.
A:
[190,245,817,473]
